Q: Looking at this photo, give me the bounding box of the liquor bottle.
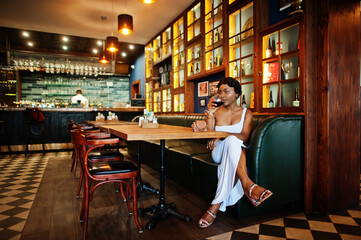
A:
[190,64,194,75]
[241,95,247,108]
[266,38,272,58]
[195,62,199,73]
[233,64,238,78]
[193,10,197,21]
[208,57,213,70]
[209,34,213,46]
[191,50,194,60]
[215,53,221,66]
[214,29,219,43]
[220,28,223,40]
[197,48,201,58]
[293,88,300,107]
[267,90,275,108]
[180,52,184,65]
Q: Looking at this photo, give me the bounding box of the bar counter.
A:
[0,106,144,147]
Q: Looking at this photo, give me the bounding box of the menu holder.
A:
[263,62,279,83]
[141,122,159,128]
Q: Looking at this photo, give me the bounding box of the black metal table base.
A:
[137,181,159,194]
[138,202,191,230]
[138,140,191,229]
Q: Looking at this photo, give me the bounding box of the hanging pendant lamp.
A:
[99,40,110,63]
[106,36,119,52]
[99,51,110,63]
[118,14,133,35]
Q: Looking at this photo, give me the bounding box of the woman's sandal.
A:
[247,184,273,207]
[198,210,216,228]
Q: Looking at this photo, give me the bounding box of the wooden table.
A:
[85,120,138,127]
[99,124,227,230]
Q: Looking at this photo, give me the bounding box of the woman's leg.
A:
[236,148,267,199]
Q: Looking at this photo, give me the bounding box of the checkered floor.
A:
[0,153,54,240]
[1,153,361,240]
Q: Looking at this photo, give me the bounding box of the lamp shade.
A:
[118,14,133,35]
[99,51,110,63]
[106,36,119,52]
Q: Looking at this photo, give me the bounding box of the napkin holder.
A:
[141,122,159,128]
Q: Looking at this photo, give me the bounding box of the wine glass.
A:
[282,61,293,79]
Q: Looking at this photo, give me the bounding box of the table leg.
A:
[137,141,159,194]
[138,140,191,230]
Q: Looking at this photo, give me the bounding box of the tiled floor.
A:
[1,152,361,240]
[0,153,67,240]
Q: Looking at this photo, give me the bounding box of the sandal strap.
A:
[207,210,216,219]
[249,183,258,197]
[259,190,271,201]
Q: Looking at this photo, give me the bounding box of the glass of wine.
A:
[213,95,224,107]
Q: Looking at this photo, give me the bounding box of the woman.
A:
[192,77,273,228]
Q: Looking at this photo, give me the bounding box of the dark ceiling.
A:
[0,27,145,66]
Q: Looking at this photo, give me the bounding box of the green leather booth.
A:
[128,114,304,219]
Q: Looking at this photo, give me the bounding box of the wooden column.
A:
[304,0,360,213]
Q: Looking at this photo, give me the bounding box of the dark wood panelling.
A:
[303,0,319,213]
[316,0,360,213]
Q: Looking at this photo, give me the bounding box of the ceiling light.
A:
[118,14,133,35]
[27,42,34,47]
[62,45,68,50]
[22,31,29,37]
[129,44,134,50]
[99,51,110,64]
[138,0,158,4]
[131,65,135,69]
[62,36,69,42]
[106,36,119,52]
[92,49,98,54]
[97,40,102,46]
[121,52,127,57]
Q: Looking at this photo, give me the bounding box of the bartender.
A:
[71,90,88,106]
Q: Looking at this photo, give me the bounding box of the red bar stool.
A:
[74,130,143,240]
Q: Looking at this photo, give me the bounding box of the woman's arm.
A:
[225,110,253,142]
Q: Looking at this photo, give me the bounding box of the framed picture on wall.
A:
[279,0,293,11]
[209,81,219,97]
[198,81,209,97]
[199,99,206,107]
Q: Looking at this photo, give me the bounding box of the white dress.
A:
[211,108,247,212]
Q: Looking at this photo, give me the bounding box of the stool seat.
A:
[89,161,138,175]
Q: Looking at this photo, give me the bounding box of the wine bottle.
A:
[190,64,194,74]
[233,64,238,78]
[215,29,219,43]
[293,88,300,107]
[266,38,272,58]
[195,62,199,73]
[209,34,213,46]
[267,90,274,108]
[241,95,247,108]
[215,53,221,66]
[191,50,194,60]
[208,57,213,70]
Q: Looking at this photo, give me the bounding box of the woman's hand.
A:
[207,138,220,150]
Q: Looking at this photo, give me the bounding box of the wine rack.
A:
[228,2,255,109]
[261,22,301,110]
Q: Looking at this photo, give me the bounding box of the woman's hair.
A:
[217,77,242,98]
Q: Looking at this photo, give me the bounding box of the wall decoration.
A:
[199,99,206,107]
[209,81,219,97]
[198,81,209,97]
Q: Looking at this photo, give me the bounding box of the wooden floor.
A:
[19,152,294,240]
